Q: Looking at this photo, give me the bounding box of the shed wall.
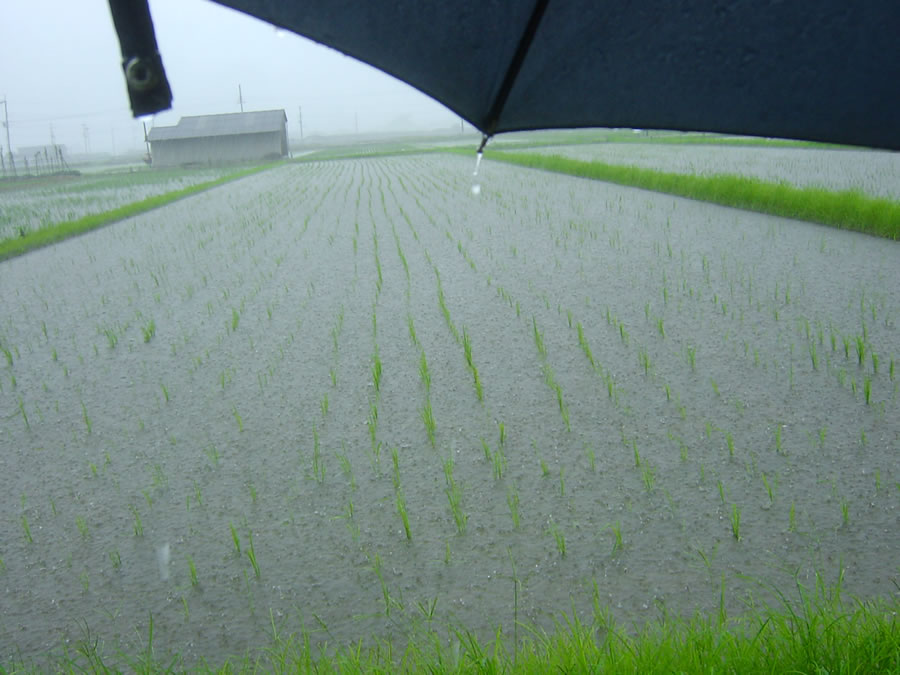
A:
[151,130,285,167]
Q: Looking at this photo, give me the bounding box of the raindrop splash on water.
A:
[157,542,170,581]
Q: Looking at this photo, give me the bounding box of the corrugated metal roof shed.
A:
[148,110,286,141]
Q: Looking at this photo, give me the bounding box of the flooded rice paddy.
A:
[1,154,898,665]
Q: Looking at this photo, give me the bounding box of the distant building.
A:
[147,110,288,167]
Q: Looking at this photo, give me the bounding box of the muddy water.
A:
[1,155,898,666]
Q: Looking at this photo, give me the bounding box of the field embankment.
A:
[481,150,900,239]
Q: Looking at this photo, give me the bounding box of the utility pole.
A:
[298,106,303,141]
[82,124,90,154]
[1,96,15,176]
[238,84,244,113]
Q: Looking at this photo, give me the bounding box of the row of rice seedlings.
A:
[460,327,484,403]
[531,316,571,430]
[435,274,460,343]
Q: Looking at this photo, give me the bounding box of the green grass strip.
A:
[3,586,897,673]
[482,150,900,239]
[0,161,284,263]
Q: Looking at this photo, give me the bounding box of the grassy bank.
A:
[0,162,283,262]
[480,150,900,239]
[5,579,898,673]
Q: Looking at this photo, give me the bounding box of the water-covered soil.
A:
[1,154,898,666]
[514,143,900,200]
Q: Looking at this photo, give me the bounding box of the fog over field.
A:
[0,1,463,157]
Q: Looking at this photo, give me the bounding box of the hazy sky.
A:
[0,0,462,155]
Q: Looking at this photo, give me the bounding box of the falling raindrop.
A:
[157,542,170,581]
[471,139,486,196]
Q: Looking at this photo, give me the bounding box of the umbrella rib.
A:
[483,0,550,135]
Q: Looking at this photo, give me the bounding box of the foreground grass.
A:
[5,578,898,673]
[0,162,283,262]
[478,150,900,239]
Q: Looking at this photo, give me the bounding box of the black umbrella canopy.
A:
[111,0,900,150]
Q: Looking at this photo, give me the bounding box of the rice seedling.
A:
[499,421,507,447]
[871,351,879,374]
[104,328,118,349]
[731,504,742,541]
[187,556,199,587]
[481,438,492,462]
[492,447,506,480]
[419,351,430,393]
[248,482,257,504]
[320,393,328,418]
[840,498,850,526]
[246,531,261,578]
[141,319,156,343]
[575,322,595,367]
[372,350,382,393]
[311,426,325,483]
[506,485,520,529]
[371,553,394,615]
[548,522,566,557]
[638,348,651,374]
[788,501,796,531]
[76,516,89,539]
[608,521,623,554]
[856,335,866,365]
[761,472,775,503]
[890,358,895,380]
[407,314,418,346]
[22,514,32,543]
[421,401,436,447]
[151,463,168,490]
[232,405,243,432]
[686,346,697,371]
[82,401,92,434]
[559,466,566,496]
[79,571,90,593]
[718,480,726,505]
[229,522,241,554]
[532,317,547,359]
[446,482,467,534]
[129,504,143,537]
[17,397,29,431]
[641,464,656,492]
[473,366,484,402]
[864,377,872,404]
[586,444,596,471]
[204,444,220,467]
[657,317,665,338]
[109,550,122,569]
[808,341,819,370]
[161,383,169,403]
[726,432,735,458]
[231,308,240,332]
[395,492,412,540]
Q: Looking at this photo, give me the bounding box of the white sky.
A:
[0,0,462,155]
